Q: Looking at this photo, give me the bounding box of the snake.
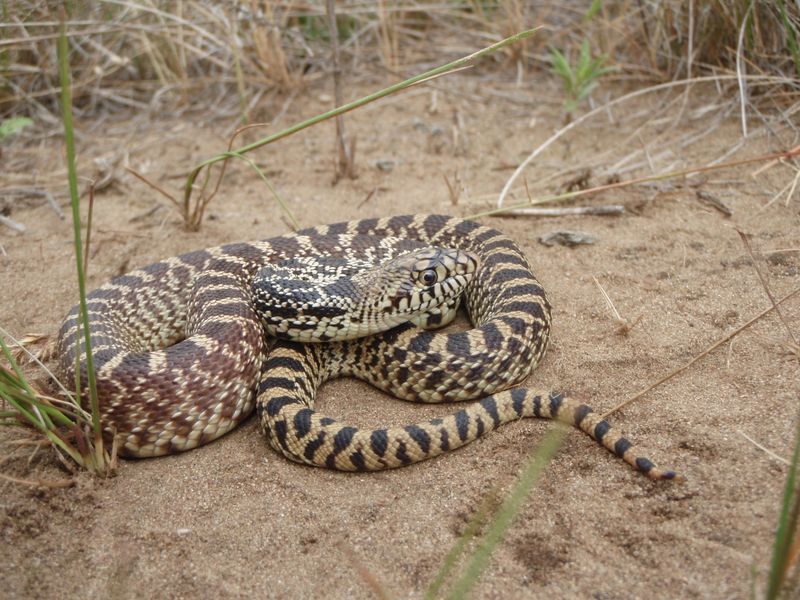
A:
[57,214,680,480]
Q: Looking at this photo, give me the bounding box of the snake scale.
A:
[57,214,680,480]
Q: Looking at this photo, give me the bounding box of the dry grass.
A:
[3,3,798,223]
[3,1,798,123]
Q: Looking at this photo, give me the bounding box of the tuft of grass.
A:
[625,0,800,81]
[58,14,102,452]
[549,39,613,115]
[0,327,112,475]
[0,331,85,467]
[0,16,112,477]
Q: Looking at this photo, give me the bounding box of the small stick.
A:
[752,159,781,177]
[0,214,25,233]
[443,173,460,205]
[124,166,180,209]
[762,168,800,210]
[781,162,800,205]
[505,205,625,217]
[737,430,789,465]
[0,472,74,488]
[0,187,64,219]
[489,145,800,218]
[763,248,800,255]
[357,187,379,209]
[737,229,799,348]
[26,438,46,466]
[603,287,800,418]
[594,277,623,320]
[43,189,64,219]
[129,203,164,223]
[593,276,643,336]
[326,0,355,182]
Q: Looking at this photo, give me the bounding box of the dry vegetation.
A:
[2,1,800,598]
[4,1,799,228]
[3,1,799,116]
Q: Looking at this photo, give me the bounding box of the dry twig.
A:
[497,76,800,208]
[0,472,74,488]
[326,0,356,183]
[737,229,800,351]
[737,430,790,465]
[593,277,643,336]
[603,287,800,418]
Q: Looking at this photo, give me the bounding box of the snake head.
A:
[252,246,478,342]
[380,247,479,326]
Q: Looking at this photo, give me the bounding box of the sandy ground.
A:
[1,74,799,599]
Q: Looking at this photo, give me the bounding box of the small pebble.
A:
[538,231,598,247]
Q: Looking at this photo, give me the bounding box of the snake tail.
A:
[257,346,681,481]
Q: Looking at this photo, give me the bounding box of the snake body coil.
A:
[57,214,679,480]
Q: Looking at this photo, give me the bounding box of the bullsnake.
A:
[57,214,680,480]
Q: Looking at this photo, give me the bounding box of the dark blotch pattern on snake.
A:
[57,214,681,480]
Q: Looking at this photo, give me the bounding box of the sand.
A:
[1,76,798,599]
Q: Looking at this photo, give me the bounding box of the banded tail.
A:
[256,348,682,480]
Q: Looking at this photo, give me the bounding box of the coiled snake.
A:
[57,214,680,480]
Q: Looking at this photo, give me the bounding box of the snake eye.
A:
[419,269,438,285]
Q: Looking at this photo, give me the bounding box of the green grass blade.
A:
[58,19,107,472]
[445,428,564,599]
[0,335,47,418]
[58,20,101,441]
[778,0,800,79]
[585,0,602,21]
[0,379,75,429]
[0,377,46,428]
[577,40,592,77]
[766,418,800,598]
[224,151,299,229]
[548,47,573,82]
[424,491,497,600]
[0,362,84,464]
[0,325,81,405]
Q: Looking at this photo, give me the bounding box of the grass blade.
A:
[778,0,800,79]
[445,428,564,599]
[424,490,498,600]
[58,16,105,466]
[0,338,84,464]
[766,419,800,598]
